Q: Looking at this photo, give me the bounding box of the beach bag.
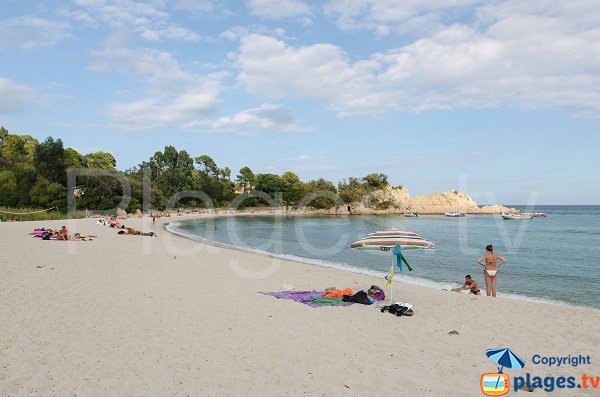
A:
[368,285,385,301]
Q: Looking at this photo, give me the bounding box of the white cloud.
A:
[235,0,600,118]
[69,0,201,42]
[0,78,38,113]
[91,42,222,129]
[89,43,198,98]
[247,0,312,20]
[220,25,290,42]
[324,0,482,37]
[235,34,392,116]
[108,85,219,130]
[56,8,97,27]
[186,103,305,132]
[0,16,71,50]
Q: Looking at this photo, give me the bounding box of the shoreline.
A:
[164,215,592,311]
[2,216,599,395]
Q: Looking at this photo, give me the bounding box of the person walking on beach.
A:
[452,275,481,295]
[477,244,507,297]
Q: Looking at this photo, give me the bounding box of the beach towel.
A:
[260,291,353,308]
[308,296,346,306]
[322,288,353,298]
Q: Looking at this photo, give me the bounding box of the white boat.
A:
[403,213,419,217]
[445,212,465,217]
[525,212,547,218]
[501,213,533,220]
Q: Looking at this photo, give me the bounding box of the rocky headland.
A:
[320,186,517,215]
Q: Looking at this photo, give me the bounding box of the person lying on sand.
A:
[125,227,143,235]
[452,275,481,295]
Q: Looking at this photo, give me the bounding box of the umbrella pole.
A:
[389,255,394,304]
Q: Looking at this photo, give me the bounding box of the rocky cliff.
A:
[319,186,517,215]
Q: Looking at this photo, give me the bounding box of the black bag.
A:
[381,302,414,317]
[342,290,372,305]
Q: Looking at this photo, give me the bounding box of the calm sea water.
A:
[167,206,600,308]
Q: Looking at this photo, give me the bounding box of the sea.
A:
[166,206,600,309]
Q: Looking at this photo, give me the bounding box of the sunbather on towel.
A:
[57,226,70,240]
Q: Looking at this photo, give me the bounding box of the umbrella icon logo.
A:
[481,348,526,396]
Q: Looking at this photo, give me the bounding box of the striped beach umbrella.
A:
[350,230,436,251]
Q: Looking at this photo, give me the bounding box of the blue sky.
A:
[1,0,599,204]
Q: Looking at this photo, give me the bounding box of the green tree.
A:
[0,126,8,144]
[76,172,125,211]
[304,178,337,209]
[84,151,116,169]
[64,148,85,169]
[150,146,195,197]
[281,171,305,207]
[29,176,67,210]
[254,173,289,205]
[220,166,231,180]
[338,177,367,204]
[0,133,37,167]
[0,170,18,206]
[362,173,388,189]
[33,137,66,185]
[236,166,255,192]
[195,155,219,176]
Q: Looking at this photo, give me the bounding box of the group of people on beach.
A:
[452,244,507,297]
[32,226,94,241]
[96,217,157,237]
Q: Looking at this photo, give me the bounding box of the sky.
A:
[1,0,599,204]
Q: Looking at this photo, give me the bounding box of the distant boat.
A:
[403,213,419,217]
[445,212,465,217]
[528,212,547,218]
[501,213,533,220]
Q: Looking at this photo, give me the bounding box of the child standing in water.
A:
[477,244,507,297]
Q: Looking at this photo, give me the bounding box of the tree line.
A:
[0,127,391,213]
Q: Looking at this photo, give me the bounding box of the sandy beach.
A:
[1,215,599,396]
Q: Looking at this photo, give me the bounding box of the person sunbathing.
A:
[57,226,70,240]
[125,227,143,235]
[452,275,481,295]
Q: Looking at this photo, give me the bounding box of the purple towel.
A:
[260,290,352,308]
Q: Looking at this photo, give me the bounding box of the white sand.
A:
[1,216,599,396]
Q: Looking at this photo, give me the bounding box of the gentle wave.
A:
[562,229,600,235]
[165,221,576,309]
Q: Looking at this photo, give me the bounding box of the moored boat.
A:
[403,213,419,217]
[530,212,547,218]
[501,213,533,220]
[445,212,465,217]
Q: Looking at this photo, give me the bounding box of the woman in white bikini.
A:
[477,244,506,297]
